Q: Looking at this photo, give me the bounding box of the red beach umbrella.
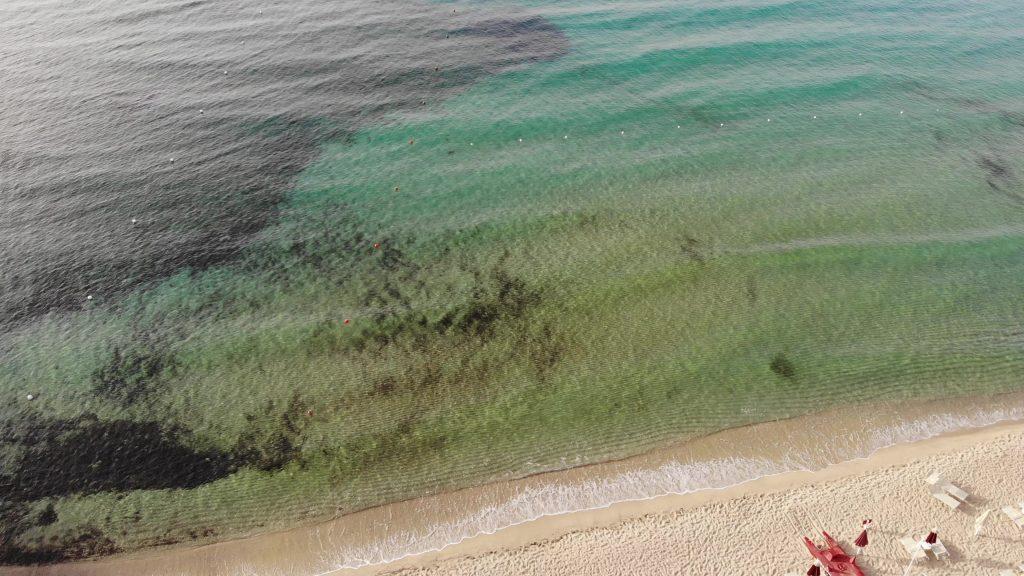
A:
[925,530,937,544]
[806,565,820,576]
[852,518,871,556]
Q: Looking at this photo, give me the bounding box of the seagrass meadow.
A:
[3,0,1024,566]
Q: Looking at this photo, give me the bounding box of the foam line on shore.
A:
[317,399,1024,574]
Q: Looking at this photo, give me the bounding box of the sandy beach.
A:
[378,423,1024,576]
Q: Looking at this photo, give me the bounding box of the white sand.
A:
[380,426,1024,576]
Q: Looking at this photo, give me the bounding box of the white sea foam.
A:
[298,402,1024,576]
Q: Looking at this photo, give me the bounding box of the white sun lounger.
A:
[928,537,950,562]
[901,532,949,563]
[1002,506,1024,528]
[926,471,969,502]
[900,535,927,561]
[901,532,925,553]
[931,487,962,510]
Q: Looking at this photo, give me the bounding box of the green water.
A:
[4,0,1024,565]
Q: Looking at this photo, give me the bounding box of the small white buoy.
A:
[26,394,34,401]
[223,70,228,75]
[518,138,523,142]
[899,110,904,115]
[767,118,771,122]
[813,115,817,119]
[564,135,568,139]
[199,109,204,114]
[131,218,138,225]
[170,157,175,162]
[86,295,93,301]
[858,112,863,117]
[259,9,263,14]
[677,125,681,129]
[470,142,474,146]
[620,130,625,135]
[720,123,724,127]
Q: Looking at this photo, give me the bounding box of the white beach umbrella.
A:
[974,509,993,539]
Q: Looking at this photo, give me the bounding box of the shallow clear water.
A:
[2,0,1024,568]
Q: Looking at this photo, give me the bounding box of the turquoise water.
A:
[3,0,1024,567]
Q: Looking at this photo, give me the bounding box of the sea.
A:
[3,0,1024,573]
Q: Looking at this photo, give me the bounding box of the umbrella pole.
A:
[901,549,919,576]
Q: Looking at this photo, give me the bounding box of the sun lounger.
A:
[926,471,969,502]
[929,537,950,562]
[901,532,949,564]
[1002,571,1016,576]
[1003,506,1024,528]
[900,535,919,554]
[931,487,962,510]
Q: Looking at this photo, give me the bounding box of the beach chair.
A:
[930,486,962,510]
[1002,506,1024,528]
[926,471,969,502]
[929,537,950,562]
[1001,571,1015,576]
[900,534,927,562]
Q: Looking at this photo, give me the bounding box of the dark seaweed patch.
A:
[745,275,758,304]
[37,503,57,527]
[0,501,120,565]
[769,352,796,379]
[329,417,449,480]
[346,254,541,353]
[977,154,1022,202]
[448,264,541,337]
[523,320,569,383]
[90,336,177,405]
[679,235,707,263]
[232,393,311,472]
[0,414,234,502]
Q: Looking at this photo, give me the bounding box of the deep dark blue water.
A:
[0,0,566,325]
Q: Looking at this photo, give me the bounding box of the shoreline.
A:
[9,390,1024,576]
[356,417,1024,576]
